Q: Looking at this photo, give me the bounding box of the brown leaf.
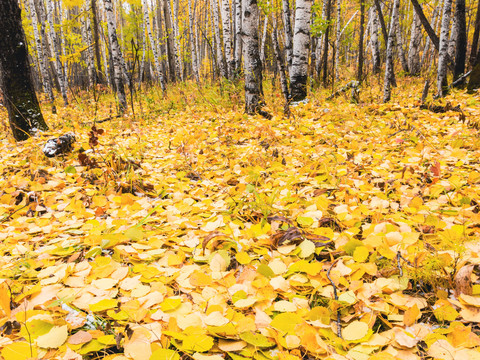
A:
[455,265,474,297]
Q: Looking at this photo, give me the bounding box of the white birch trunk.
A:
[46,0,68,105]
[282,0,293,72]
[173,0,184,81]
[395,14,409,73]
[383,0,400,102]
[188,0,200,82]
[290,0,313,101]
[142,0,166,90]
[103,0,127,111]
[437,0,452,96]
[447,12,457,60]
[260,11,269,65]
[211,0,226,77]
[28,0,55,103]
[407,10,422,76]
[234,0,242,74]
[221,0,234,78]
[369,5,381,74]
[82,2,96,88]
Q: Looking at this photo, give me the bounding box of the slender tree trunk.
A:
[421,5,439,68]
[142,0,166,90]
[211,0,227,77]
[373,0,388,46]
[104,0,127,111]
[188,0,200,82]
[221,0,234,78]
[91,0,103,83]
[172,0,184,80]
[396,12,409,73]
[410,0,441,52]
[282,0,294,72]
[437,0,452,97]
[46,0,68,105]
[334,0,342,78]
[407,10,422,75]
[138,15,147,88]
[28,0,55,106]
[290,0,313,100]
[82,2,96,88]
[0,0,49,141]
[234,0,243,75]
[448,13,457,60]
[163,0,177,82]
[321,0,331,86]
[469,0,480,65]
[383,0,400,103]
[370,6,381,74]
[453,0,466,82]
[242,0,264,114]
[357,0,365,82]
[260,11,269,65]
[272,14,290,117]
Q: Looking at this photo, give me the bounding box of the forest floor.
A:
[0,78,480,359]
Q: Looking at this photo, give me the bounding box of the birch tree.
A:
[211,0,227,78]
[28,0,55,106]
[81,2,96,88]
[282,0,293,72]
[290,0,313,101]
[334,0,343,78]
[437,0,452,97]
[272,14,290,117]
[104,0,127,112]
[46,0,68,105]
[221,0,234,78]
[242,0,264,115]
[188,0,200,82]
[383,0,400,103]
[0,0,49,141]
[234,0,242,74]
[142,0,166,90]
[369,6,381,74]
[407,10,422,75]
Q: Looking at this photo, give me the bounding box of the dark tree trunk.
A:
[373,0,388,46]
[0,0,48,141]
[243,0,265,115]
[453,0,466,83]
[321,0,331,86]
[163,0,176,82]
[410,0,440,51]
[469,0,480,66]
[357,0,365,82]
[91,0,103,84]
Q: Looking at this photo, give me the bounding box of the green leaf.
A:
[64,165,77,174]
[239,332,275,348]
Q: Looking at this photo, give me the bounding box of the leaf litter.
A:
[0,85,480,359]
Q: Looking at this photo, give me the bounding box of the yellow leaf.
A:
[1,342,38,360]
[342,321,369,342]
[182,334,214,352]
[150,348,180,360]
[160,298,182,312]
[89,299,118,312]
[403,303,420,326]
[353,246,369,262]
[36,325,68,348]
